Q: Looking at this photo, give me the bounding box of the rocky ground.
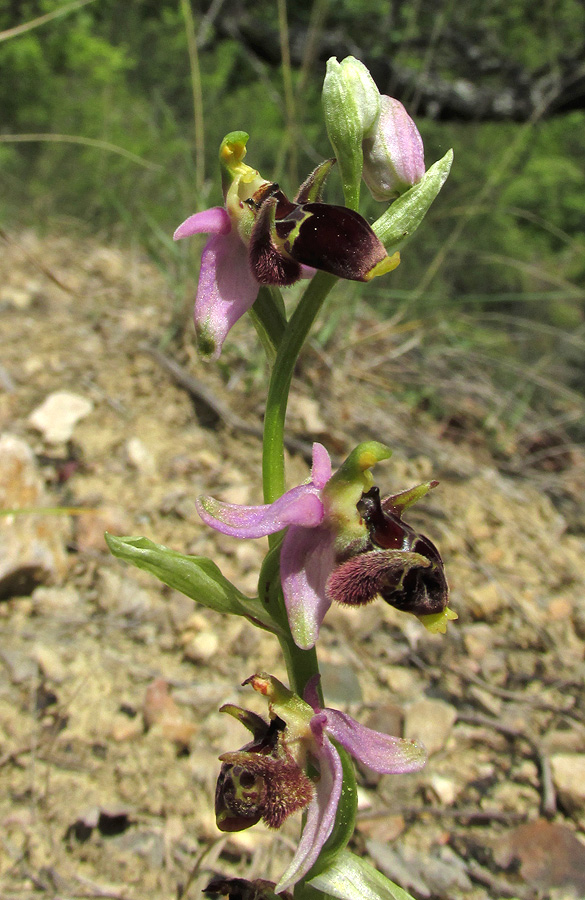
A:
[1,230,585,900]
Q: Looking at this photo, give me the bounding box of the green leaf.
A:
[105,534,278,632]
[373,149,453,252]
[308,850,418,900]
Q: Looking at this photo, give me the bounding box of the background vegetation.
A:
[2,0,585,458]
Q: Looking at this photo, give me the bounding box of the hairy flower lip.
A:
[251,673,426,892]
[215,674,426,892]
[196,442,395,649]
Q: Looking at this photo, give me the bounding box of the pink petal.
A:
[281,526,335,650]
[323,708,426,774]
[193,229,259,359]
[173,206,231,240]
[311,443,332,490]
[197,484,324,539]
[276,724,342,892]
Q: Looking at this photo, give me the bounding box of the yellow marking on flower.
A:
[220,134,248,168]
[418,607,458,634]
[357,449,381,471]
[364,250,400,281]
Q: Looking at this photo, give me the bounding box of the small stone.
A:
[382,666,424,698]
[143,678,196,748]
[31,585,81,619]
[429,773,460,805]
[551,753,585,811]
[495,819,585,894]
[468,581,506,619]
[126,437,156,476]
[28,391,92,443]
[30,644,66,682]
[0,434,69,598]
[543,727,585,754]
[183,630,219,663]
[292,395,326,433]
[111,717,143,742]
[0,648,38,684]
[75,505,132,553]
[404,697,457,755]
[356,813,405,843]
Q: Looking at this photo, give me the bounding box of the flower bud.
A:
[362,96,425,200]
[322,56,380,209]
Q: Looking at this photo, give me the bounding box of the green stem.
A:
[249,285,287,361]
[262,270,337,505]
[259,270,337,699]
[278,630,321,699]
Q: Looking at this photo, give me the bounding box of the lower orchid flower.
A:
[174,132,399,358]
[197,442,453,650]
[215,673,426,893]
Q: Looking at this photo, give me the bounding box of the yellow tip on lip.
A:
[364,250,401,282]
[418,607,458,634]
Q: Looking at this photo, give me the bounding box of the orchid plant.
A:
[107,56,455,900]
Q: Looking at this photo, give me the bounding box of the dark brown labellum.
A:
[215,714,313,832]
[246,164,392,286]
[326,486,449,617]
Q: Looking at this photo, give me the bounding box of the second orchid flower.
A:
[197,442,453,649]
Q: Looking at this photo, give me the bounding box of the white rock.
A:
[404,697,457,756]
[183,630,219,663]
[551,753,585,810]
[126,437,156,475]
[29,391,93,443]
[0,434,69,597]
[31,644,67,682]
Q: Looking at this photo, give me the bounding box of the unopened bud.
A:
[322,56,380,209]
[362,96,425,200]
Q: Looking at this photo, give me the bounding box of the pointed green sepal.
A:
[219,704,269,738]
[105,534,278,632]
[308,849,419,900]
[373,149,453,253]
[386,480,438,514]
[295,158,337,204]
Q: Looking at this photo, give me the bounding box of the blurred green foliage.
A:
[1,0,584,436]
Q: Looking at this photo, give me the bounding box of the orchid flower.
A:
[197,441,393,650]
[174,132,399,358]
[197,442,453,649]
[214,673,426,893]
